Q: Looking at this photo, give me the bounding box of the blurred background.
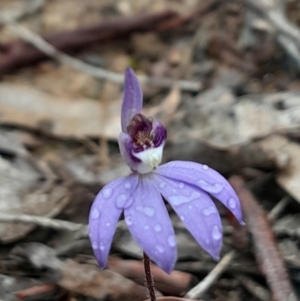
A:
[0,0,300,300]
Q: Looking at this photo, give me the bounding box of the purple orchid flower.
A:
[89,68,243,273]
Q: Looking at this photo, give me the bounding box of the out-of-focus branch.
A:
[0,12,202,91]
[244,0,300,68]
[230,176,297,301]
[184,251,236,299]
[1,0,46,24]
[244,0,300,47]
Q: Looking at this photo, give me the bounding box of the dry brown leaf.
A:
[144,85,181,126]
[59,260,148,301]
[0,83,121,139]
[258,135,300,204]
[170,88,300,149]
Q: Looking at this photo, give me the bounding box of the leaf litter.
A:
[0,0,300,300]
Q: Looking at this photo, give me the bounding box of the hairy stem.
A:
[143,252,156,301]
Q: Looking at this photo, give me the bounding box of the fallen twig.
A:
[237,274,271,301]
[244,0,300,47]
[0,12,202,91]
[184,251,236,299]
[230,176,297,301]
[0,11,176,73]
[1,0,46,24]
[0,213,88,237]
[244,0,300,68]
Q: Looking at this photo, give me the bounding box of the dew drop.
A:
[202,164,209,170]
[91,208,100,219]
[228,197,236,209]
[116,194,127,208]
[99,242,105,251]
[190,191,200,200]
[198,180,223,193]
[103,188,112,198]
[169,195,190,206]
[124,197,134,208]
[125,215,133,225]
[180,215,185,221]
[188,205,193,210]
[144,225,150,230]
[156,245,165,253]
[154,224,161,232]
[202,206,217,216]
[92,241,98,249]
[159,182,166,188]
[124,182,131,189]
[106,222,111,227]
[178,182,185,189]
[144,206,155,217]
[212,225,222,240]
[168,235,176,247]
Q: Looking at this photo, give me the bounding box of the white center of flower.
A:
[133,143,165,174]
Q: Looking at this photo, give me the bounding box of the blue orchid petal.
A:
[118,132,141,171]
[157,161,243,224]
[152,174,222,259]
[121,68,143,132]
[89,175,138,268]
[124,176,177,273]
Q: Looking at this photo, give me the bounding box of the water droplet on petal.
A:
[124,197,134,208]
[92,241,98,249]
[168,235,176,247]
[156,245,165,253]
[188,205,193,209]
[103,188,112,198]
[155,224,161,232]
[99,242,105,251]
[106,222,110,227]
[212,225,222,240]
[124,182,131,189]
[144,225,149,230]
[169,195,190,206]
[202,165,209,170]
[144,206,155,217]
[116,194,127,208]
[159,182,166,188]
[180,215,185,221]
[125,214,133,225]
[202,206,217,216]
[198,180,223,193]
[228,197,236,209]
[91,208,100,219]
[190,191,200,199]
[178,182,185,188]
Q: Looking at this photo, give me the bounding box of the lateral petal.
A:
[89,174,138,268]
[124,176,177,273]
[157,161,243,224]
[152,174,222,259]
[118,132,141,171]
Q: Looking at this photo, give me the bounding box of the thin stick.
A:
[0,13,202,92]
[184,250,235,299]
[0,213,88,236]
[143,252,156,301]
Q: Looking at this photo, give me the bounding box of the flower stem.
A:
[143,252,156,301]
